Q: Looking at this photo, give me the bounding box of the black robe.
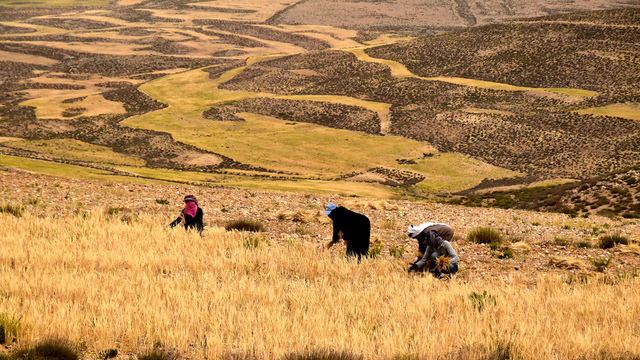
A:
[169,207,204,232]
[328,206,370,258]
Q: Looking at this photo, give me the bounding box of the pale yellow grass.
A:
[0,154,155,185]
[0,0,109,6]
[576,103,640,121]
[401,152,521,193]
[1,211,639,359]
[0,50,58,66]
[4,139,145,166]
[115,165,397,199]
[179,0,306,22]
[0,137,23,143]
[548,256,589,271]
[20,91,126,119]
[615,244,640,256]
[23,41,150,56]
[347,48,598,97]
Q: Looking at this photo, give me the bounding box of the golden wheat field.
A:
[1,203,640,359]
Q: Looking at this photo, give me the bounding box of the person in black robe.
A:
[324,203,370,259]
[169,194,204,235]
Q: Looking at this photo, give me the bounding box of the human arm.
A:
[168,211,185,228]
[442,241,458,264]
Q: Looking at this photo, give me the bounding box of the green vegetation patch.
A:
[575,103,640,121]
[4,139,145,167]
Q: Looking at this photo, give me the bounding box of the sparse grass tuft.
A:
[368,244,382,259]
[598,234,629,249]
[99,349,118,360]
[591,255,613,272]
[225,219,264,232]
[389,244,407,259]
[468,291,496,311]
[155,198,170,205]
[0,203,24,217]
[0,312,22,344]
[467,227,504,247]
[283,349,363,360]
[575,240,592,248]
[138,349,180,360]
[553,237,573,246]
[12,338,79,360]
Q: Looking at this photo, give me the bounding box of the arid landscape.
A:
[1,0,640,359]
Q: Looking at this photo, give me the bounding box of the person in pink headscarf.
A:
[168,194,204,235]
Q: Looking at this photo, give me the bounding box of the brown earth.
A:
[266,0,640,33]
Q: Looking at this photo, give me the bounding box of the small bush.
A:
[225,219,264,232]
[389,244,407,259]
[598,234,629,249]
[467,227,504,247]
[155,198,169,205]
[468,291,496,311]
[106,206,119,215]
[497,249,514,259]
[12,338,79,360]
[0,204,24,218]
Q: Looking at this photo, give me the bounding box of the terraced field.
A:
[1,1,639,208]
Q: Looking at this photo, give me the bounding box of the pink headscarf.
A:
[183,195,198,218]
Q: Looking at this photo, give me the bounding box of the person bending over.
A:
[407,223,458,276]
[169,194,204,235]
[324,203,370,260]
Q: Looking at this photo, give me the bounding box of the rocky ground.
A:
[1,168,638,283]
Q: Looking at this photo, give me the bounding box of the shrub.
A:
[225,219,264,232]
[389,244,407,259]
[467,227,504,247]
[0,204,23,218]
[598,234,629,249]
[497,249,514,259]
[106,206,119,215]
[155,198,169,205]
[12,338,79,360]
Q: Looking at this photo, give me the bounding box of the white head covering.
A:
[407,222,446,238]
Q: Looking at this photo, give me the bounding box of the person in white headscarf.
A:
[407,222,458,276]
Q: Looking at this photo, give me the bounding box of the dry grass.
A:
[275,209,321,223]
[1,210,640,359]
[615,244,640,256]
[548,256,589,271]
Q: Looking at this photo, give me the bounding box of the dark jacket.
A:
[169,207,204,232]
[328,206,370,257]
